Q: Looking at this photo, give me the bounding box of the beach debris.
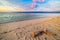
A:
[31,30,56,38]
[31,31,44,38]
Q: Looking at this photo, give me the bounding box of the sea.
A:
[0,13,60,23]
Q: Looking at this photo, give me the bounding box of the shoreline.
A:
[0,17,60,40]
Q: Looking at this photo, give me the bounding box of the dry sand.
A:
[0,17,60,40]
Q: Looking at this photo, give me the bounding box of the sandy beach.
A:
[0,17,60,40]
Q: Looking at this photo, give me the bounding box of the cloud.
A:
[0,0,17,9]
[0,6,15,12]
[0,0,60,12]
[0,0,25,12]
[0,6,26,12]
[35,0,60,11]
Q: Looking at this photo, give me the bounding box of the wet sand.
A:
[0,17,60,40]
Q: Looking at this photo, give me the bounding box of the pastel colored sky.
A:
[0,0,60,12]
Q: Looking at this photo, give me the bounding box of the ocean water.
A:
[0,13,60,23]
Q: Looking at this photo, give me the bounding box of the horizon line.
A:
[0,11,60,13]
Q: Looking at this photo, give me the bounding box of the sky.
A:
[0,0,60,12]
